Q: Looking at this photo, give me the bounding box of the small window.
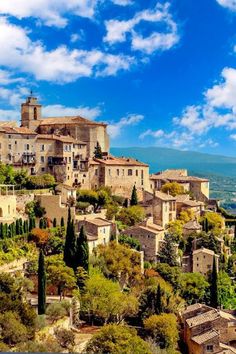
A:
[34,107,37,120]
[128,169,132,176]
[40,144,45,152]
[206,345,213,352]
[40,156,45,163]
[41,167,45,172]
[136,170,138,176]
[117,169,119,176]
[8,144,11,150]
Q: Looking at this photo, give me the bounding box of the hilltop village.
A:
[1,96,236,353]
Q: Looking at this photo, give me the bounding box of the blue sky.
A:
[0,0,236,155]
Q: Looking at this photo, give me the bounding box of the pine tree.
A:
[130,185,138,206]
[38,249,46,315]
[63,208,76,269]
[53,218,57,227]
[76,225,89,272]
[155,284,163,314]
[94,142,103,159]
[159,233,178,266]
[210,256,219,308]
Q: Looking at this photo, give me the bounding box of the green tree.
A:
[144,313,179,350]
[86,324,152,354]
[0,311,28,345]
[161,182,185,196]
[46,302,67,323]
[63,208,76,269]
[60,217,65,228]
[116,205,145,226]
[130,185,138,206]
[54,328,75,349]
[94,141,103,159]
[119,234,141,251]
[47,263,76,300]
[159,234,178,266]
[76,226,89,272]
[53,218,57,227]
[210,256,219,308]
[38,249,46,315]
[82,271,138,324]
[178,272,209,304]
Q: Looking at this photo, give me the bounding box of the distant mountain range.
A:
[111,147,236,177]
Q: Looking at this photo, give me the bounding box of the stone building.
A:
[180,303,236,353]
[150,169,209,202]
[152,191,177,228]
[123,221,164,262]
[0,185,17,223]
[77,218,115,254]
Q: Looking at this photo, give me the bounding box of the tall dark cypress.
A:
[210,256,219,308]
[76,225,89,272]
[156,284,163,314]
[94,141,103,159]
[63,208,76,269]
[130,185,138,206]
[61,217,65,228]
[38,249,46,315]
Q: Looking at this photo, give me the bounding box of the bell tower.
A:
[21,95,42,131]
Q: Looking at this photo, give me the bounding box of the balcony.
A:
[12,153,36,166]
[48,156,66,166]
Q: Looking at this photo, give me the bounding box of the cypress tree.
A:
[53,218,57,227]
[94,141,103,159]
[8,224,12,238]
[61,217,65,228]
[63,208,76,269]
[39,218,44,229]
[205,218,209,233]
[123,198,129,208]
[130,185,138,206]
[19,218,23,235]
[0,222,3,238]
[16,219,20,235]
[38,249,46,315]
[3,223,7,238]
[159,233,178,266]
[210,256,219,308]
[76,225,89,272]
[156,284,163,314]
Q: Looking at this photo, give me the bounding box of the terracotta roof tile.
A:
[37,134,84,144]
[154,191,176,201]
[40,116,106,127]
[94,155,149,167]
[186,309,219,327]
[191,329,218,344]
[0,126,36,135]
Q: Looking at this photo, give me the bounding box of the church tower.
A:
[21,95,42,131]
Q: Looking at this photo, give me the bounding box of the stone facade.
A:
[0,185,17,223]
[150,169,209,202]
[180,304,236,354]
[124,222,164,261]
[77,218,114,254]
[192,248,219,276]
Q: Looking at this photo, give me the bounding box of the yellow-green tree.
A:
[161,182,185,196]
[144,313,179,349]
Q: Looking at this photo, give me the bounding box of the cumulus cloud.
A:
[43,104,102,120]
[0,0,100,27]
[111,0,133,5]
[108,114,144,138]
[104,2,179,54]
[0,109,19,121]
[0,17,134,83]
[216,0,236,11]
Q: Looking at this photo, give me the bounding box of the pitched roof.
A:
[182,200,205,207]
[175,194,190,203]
[184,220,202,230]
[40,116,106,127]
[83,218,112,227]
[150,169,208,182]
[193,248,215,256]
[154,191,176,201]
[191,329,219,345]
[186,309,219,327]
[37,134,81,143]
[181,303,206,315]
[94,155,149,167]
[0,126,36,135]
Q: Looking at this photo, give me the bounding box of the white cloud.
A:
[108,114,144,138]
[216,0,236,11]
[139,129,165,139]
[0,109,19,121]
[43,104,102,120]
[230,134,236,140]
[0,17,134,83]
[0,86,29,106]
[104,2,179,54]
[0,0,100,27]
[111,0,133,5]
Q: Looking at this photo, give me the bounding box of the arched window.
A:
[34,107,37,120]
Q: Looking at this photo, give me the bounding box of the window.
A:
[41,167,45,172]
[15,141,17,145]
[40,144,45,152]
[136,170,138,176]
[8,135,11,139]
[117,169,119,176]
[141,170,144,178]
[69,157,71,163]
[26,144,29,150]
[128,169,132,176]
[34,107,37,120]
[108,169,111,176]
[40,156,45,163]
[122,169,125,176]
[95,169,98,176]
[206,345,213,352]
[8,144,11,150]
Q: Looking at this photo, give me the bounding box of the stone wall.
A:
[35,195,75,223]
